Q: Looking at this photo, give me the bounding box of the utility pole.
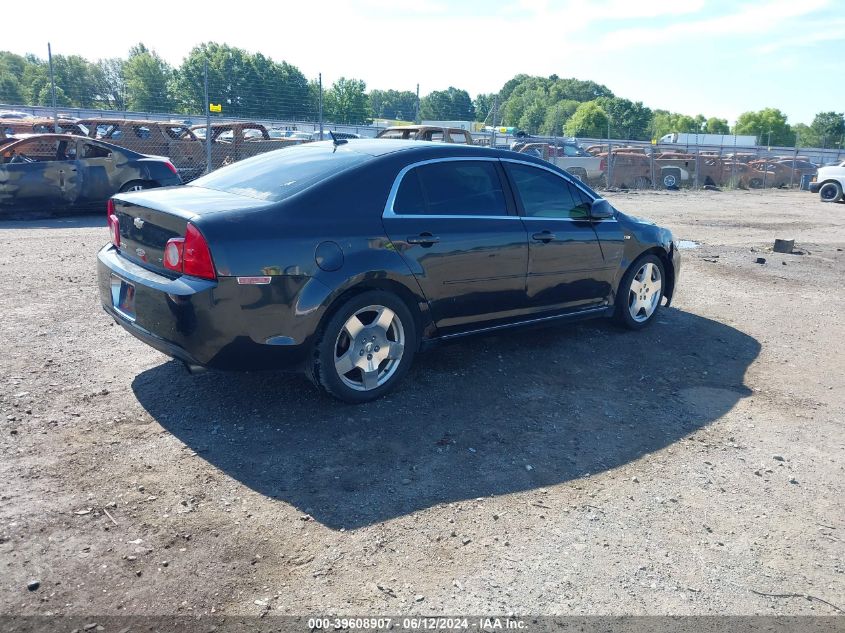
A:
[204,59,211,174]
[47,43,58,132]
[790,129,799,189]
[490,95,498,149]
[318,73,324,140]
[414,83,420,124]
[607,115,613,187]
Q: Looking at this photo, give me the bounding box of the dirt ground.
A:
[0,189,842,617]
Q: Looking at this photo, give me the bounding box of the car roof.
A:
[321,138,521,158]
[2,133,143,157]
[78,118,188,126]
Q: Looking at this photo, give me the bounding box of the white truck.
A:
[659,132,758,147]
[809,161,845,202]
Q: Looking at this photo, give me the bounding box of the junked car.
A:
[80,118,205,182]
[97,140,680,403]
[1,117,86,137]
[511,141,604,183]
[0,134,181,215]
[376,125,474,144]
[189,122,303,169]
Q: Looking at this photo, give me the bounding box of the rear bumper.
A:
[97,245,323,371]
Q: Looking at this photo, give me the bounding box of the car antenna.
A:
[329,131,347,147]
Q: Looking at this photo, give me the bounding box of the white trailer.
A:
[659,133,757,147]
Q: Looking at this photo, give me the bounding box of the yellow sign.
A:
[209,103,222,113]
[651,139,657,145]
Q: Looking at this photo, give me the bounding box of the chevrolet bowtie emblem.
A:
[134,217,145,229]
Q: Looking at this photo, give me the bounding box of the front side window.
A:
[2,138,75,163]
[393,160,507,216]
[506,162,590,219]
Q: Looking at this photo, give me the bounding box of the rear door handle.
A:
[407,234,440,245]
[532,231,556,242]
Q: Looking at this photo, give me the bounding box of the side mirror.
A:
[590,198,615,219]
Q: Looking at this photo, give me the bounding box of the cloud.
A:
[754,20,845,53]
[597,0,831,50]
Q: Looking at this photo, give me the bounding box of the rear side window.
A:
[506,162,591,219]
[81,143,110,158]
[393,160,507,216]
[189,144,368,202]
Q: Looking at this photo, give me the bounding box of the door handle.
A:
[532,231,556,242]
[407,234,440,245]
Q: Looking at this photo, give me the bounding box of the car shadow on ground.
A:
[132,307,760,530]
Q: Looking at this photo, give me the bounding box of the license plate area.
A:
[110,274,136,321]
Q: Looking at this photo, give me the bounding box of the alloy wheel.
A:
[628,262,662,323]
[334,304,405,391]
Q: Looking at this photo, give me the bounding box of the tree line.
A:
[1,44,843,148]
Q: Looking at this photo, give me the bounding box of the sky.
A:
[4,0,844,125]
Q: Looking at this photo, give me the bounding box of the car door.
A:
[382,157,529,334]
[503,159,615,314]
[0,137,81,211]
[76,140,121,208]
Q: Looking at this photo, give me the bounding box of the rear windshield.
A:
[187,145,369,202]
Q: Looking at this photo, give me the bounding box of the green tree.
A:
[564,101,608,138]
[93,58,125,110]
[52,55,104,107]
[36,84,70,107]
[541,99,579,136]
[518,99,546,135]
[369,89,417,121]
[791,123,817,148]
[0,52,29,104]
[705,117,730,134]
[548,77,613,102]
[810,112,845,148]
[734,108,791,145]
[499,74,532,103]
[174,42,310,119]
[419,87,475,120]
[596,96,652,140]
[324,77,369,124]
[473,93,496,123]
[123,44,173,112]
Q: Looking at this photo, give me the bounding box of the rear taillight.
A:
[106,198,115,221]
[164,161,178,175]
[163,222,216,280]
[107,212,120,247]
[600,158,607,171]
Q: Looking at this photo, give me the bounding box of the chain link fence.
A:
[2,44,842,188]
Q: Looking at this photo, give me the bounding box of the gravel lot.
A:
[0,189,843,617]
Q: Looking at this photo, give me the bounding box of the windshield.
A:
[188,145,369,202]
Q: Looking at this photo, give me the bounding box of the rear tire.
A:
[119,180,154,193]
[661,168,681,188]
[819,181,843,203]
[308,290,417,403]
[614,254,665,330]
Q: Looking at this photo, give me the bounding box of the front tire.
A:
[819,181,843,203]
[309,290,417,403]
[614,254,665,330]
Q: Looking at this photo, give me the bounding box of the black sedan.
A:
[97,140,680,402]
[0,134,182,215]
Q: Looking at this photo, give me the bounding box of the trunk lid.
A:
[112,185,271,273]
